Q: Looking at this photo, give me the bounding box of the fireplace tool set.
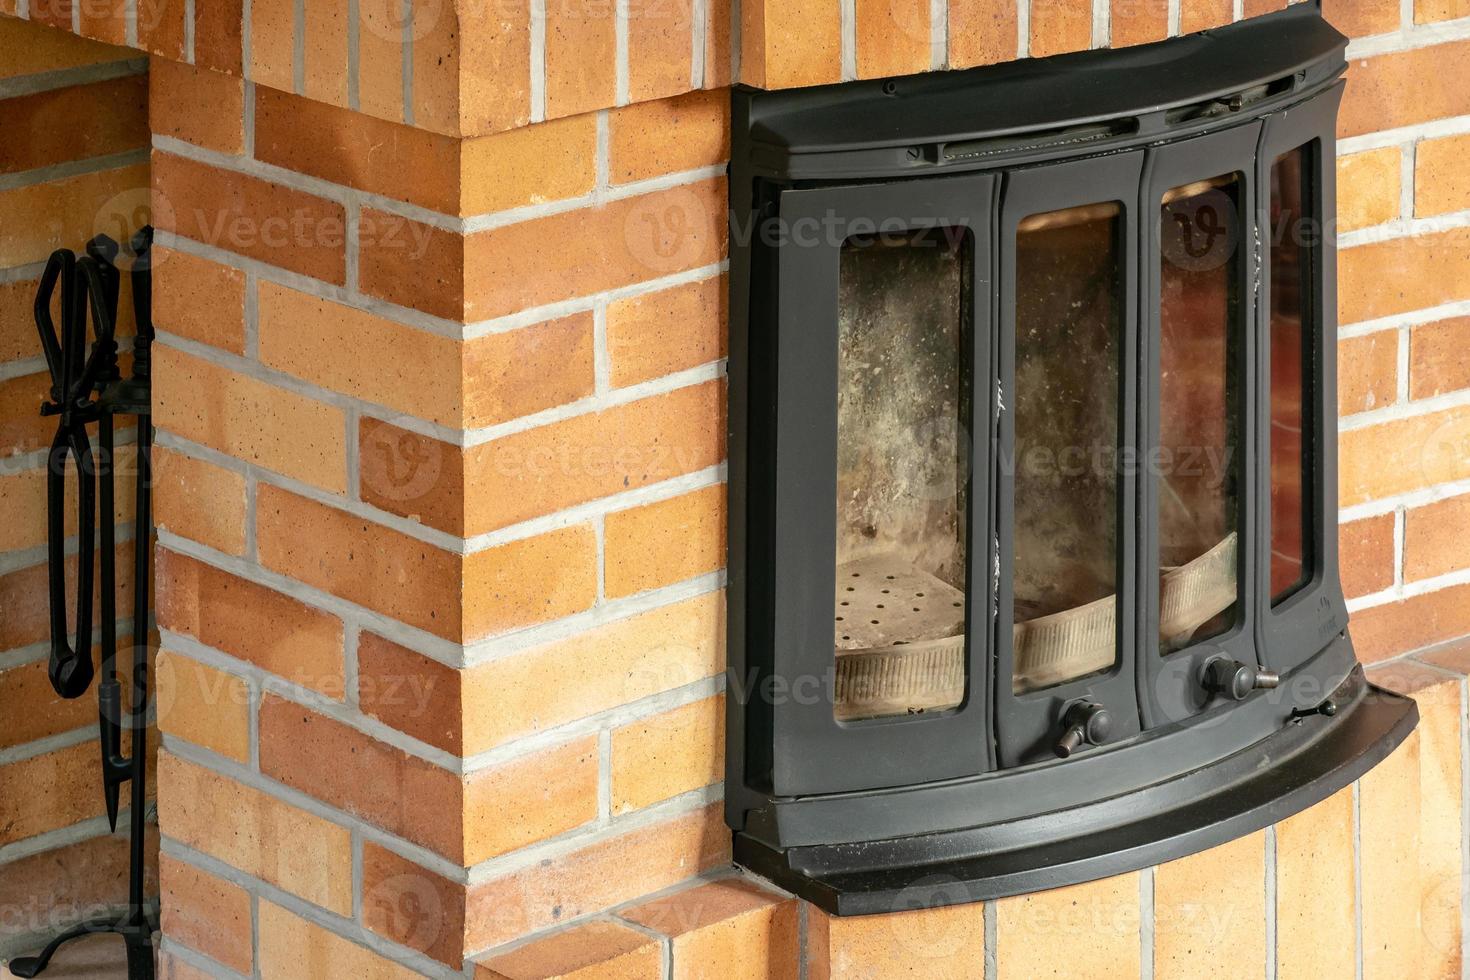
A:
[8,229,157,980]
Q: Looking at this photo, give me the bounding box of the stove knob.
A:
[1203,657,1281,701]
[1054,701,1113,759]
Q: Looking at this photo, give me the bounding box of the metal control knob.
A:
[1203,657,1280,701]
[1054,701,1113,759]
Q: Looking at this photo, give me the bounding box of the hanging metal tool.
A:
[10,228,157,980]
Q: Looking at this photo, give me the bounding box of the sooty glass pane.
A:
[1270,147,1313,604]
[834,227,971,722]
[1159,176,1242,655]
[1013,203,1121,695]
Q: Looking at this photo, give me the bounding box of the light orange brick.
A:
[1411,317,1470,399]
[608,275,727,387]
[1338,331,1397,415]
[0,656,99,751]
[1405,494,1470,580]
[1111,0,1167,46]
[257,900,416,980]
[1275,788,1356,980]
[463,736,601,863]
[628,0,695,103]
[153,344,347,492]
[808,902,985,979]
[1323,0,1400,37]
[604,484,726,598]
[1179,0,1231,31]
[1416,133,1470,218]
[149,57,245,155]
[611,695,725,814]
[155,549,345,695]
[0,741,101,846]
[464,803,730,948]
[0,16,134,80]
[0,163,150,269]
[157,752,353,914]
[995,874,1141,979]
[609,91,730,185]
[706,0,734,87]
[1360,731,1424,980]
[152,151,348,284]
[476,920,661,980]
[1340,405,1470,506]
[741,0,842,88]
[1340,40,1470,139]
[249,0,295,91]
[1340,512,1395,599]
[462,591,724,754]
[304,0,350,104]
[544,0,616,119]
[856,0,930,78]
[1154,833,1267,980]
[457,0,535,135]
[152,447,247,555]
[137,0,188,58]
[159,855,253,976]
[1350,581,1470,662]
[1418,0,1470,21]
[78,0,129,44]
[360,844,468,967]
[460,115,599,215]
[151,247,247,355]
[1337,147,1401,233]
[463,313,597,427]
[1030,0,1092,57]
[622,879,798,980]
[156,650,251,762]
[463,524,600,639]
[358,0,406,121]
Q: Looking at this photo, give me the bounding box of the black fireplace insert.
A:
[725,5,1417,914]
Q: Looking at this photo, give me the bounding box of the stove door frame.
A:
[763,173,998,797]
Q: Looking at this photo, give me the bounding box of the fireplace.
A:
[726,6,1417,914]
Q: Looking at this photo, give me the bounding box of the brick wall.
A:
[1,0,1469,976]
[0,18,155,958]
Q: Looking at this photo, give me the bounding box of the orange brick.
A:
[1030,0,1091,57]
[608,275,727,388]
[465,803,730,948]
[706,0,734,87]
[0,742,105,846]
[1415,133,1470,218]
[1337,147,1401,233]
[1360,732,1424,979]
[0,832,157,953]
[0,163,150,269]
[1340,512,1396,599]
[1242,0,1285,15]
[156,650,251,762]
[152,446,248,555]
[611,695,724,814]
[463,380,725,534]
[463,525,600,638]
[856,0,929,78]
[476,920,661,980]
[1339,331,1397,415]
[1418,0,1470,22]
[0,371,53,458]
[1405,494,1470,580]
[996,874,1141,977]
[460,115,599,215]
[0,17,134,80]
[196,0,246,74]
[0,544,134,652]
[1153,833,1267,979]
[358,0,406,121]
[1110,0,1167,47]
[304,0,350,104]
[463,736,600,863]
[0,74,146,174]
[253,87,460,214]
[1341,405,1470,505]
[357,210,465,320]
[464,313,598,427]
[357,632,465,754]
[1275,788,1356,979]
[155,549,345,695]
[1179,0,1232,32]
[254,484,464,640]
[358,422,466,535]
[628,0,695,103]
[150,57,245,155]
[1340,40,1470,139]
[808,903,985,979]
[258,282,464,426]
[0,277,36,363]
[257,899,416,979]
[1323,0,1400,37]
[159,855,253,976]
[78,0,128,44]
[609,91,730,185]
[1351,582,1470,661]
[137,0,188,58]
[151,151,348,284]
[361,844,468,967]
[1339,227,1470,325]
[463,591,724,754]
[741,0,842,88]
[604,484,726,598]
[250,0,295,91]
[0,656,98,751]
[1411,317,1470,399]
[151,247,247,354]
[457,0,535,135]
[157,951,214,980]
[622,879,798,980]
[152,344,347,492]
[0,456,134,553]
[544,0,617,119]
[258,693,465,858]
